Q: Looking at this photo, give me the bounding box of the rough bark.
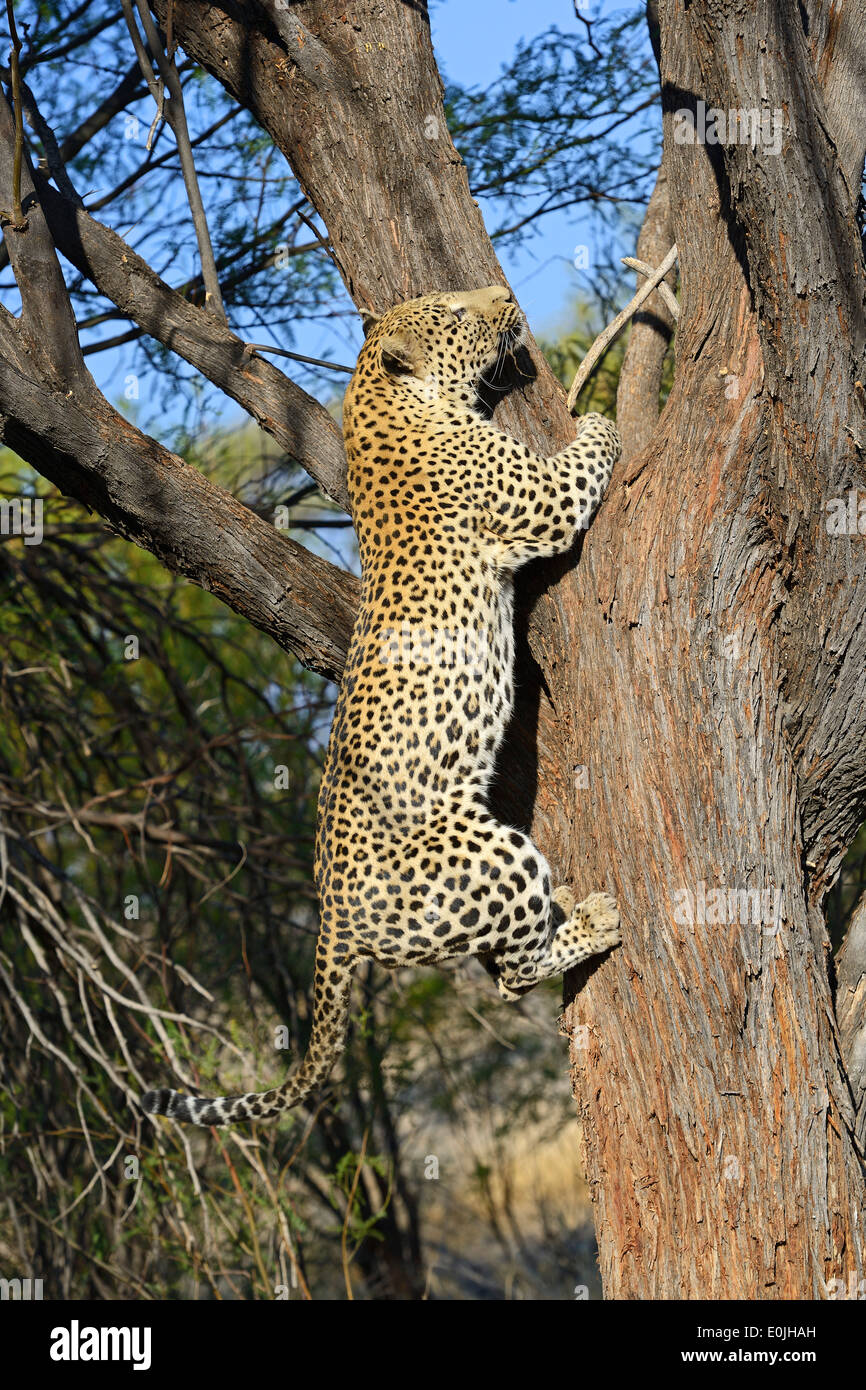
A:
[0,0,863,1299]
[837,890,866,1151]
[563,0,866,1296]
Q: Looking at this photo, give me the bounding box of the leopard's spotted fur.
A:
[143,286,621,1127]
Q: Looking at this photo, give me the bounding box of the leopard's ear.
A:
[360,309,380,336]
[379,329,422,377]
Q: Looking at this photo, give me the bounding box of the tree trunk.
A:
[615,0,675,463]
[2,0,864,1297]
[563,0,866,1296]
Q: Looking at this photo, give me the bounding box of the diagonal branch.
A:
[0,312,357,682]
[566,243,678,411]
[36,176,350,511]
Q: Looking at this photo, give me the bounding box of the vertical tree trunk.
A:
[561,0,866,1296]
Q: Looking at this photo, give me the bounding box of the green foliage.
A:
[445,14,660,247]
[541,294,675,418]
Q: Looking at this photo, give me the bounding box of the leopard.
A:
[142,285,622,1127]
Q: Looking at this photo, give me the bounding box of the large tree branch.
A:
[0,90,88,391]
[35,176,350,511]
[0,316,357,682]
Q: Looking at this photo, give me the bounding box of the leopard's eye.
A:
[451,306,467,322]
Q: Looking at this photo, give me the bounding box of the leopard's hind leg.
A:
[356,812,620,997]
[484,888,621,1001]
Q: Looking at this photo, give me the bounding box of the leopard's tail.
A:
[141,934,354,1127]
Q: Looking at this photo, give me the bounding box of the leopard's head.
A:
[348,286,524,416]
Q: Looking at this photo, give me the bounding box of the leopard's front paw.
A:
[578,891,622,953]
[573,412,621,461]
[552,884,576,921]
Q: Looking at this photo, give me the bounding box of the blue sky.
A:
[430,0,654,333]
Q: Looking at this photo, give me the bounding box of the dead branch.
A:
[566,243,678,411]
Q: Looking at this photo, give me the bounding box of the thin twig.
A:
[121,0,226,321]
[18,1202,155,1298]
[295,205,341,272]
[243,343,353,374]
[119,0,164,135]
[566,243,678,410]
